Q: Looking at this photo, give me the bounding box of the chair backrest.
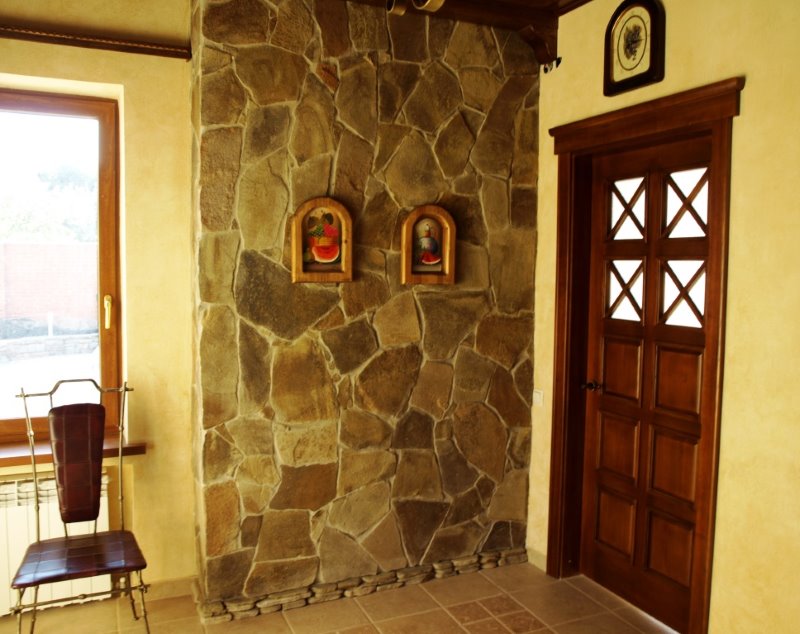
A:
[48,403,106,523]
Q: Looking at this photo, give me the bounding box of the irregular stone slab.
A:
[471,128,514,179]
[340,410,392,450]
[395,500,448,566]
[338,449,397,495]
[238,321,270,414]
[378,62,421,123]
[356,187,401,251]
[417,293,490,361]
[205,480,241,557]
[202,66,246,126]
[256,510,315,561]
[202,45,232,75]
[512,108,538,186]
[205,549,253,600]
[436,439,480,496]
[355,346,422,417]
[354,244,387,275]
[445,488,484,526]
[292,155,333,207]
[341,272,390,318]
[429,18,455,58]
[198,231,239,304]
[245,557,319,597]
[203,0,273,45]
[393,450,443,500]
[452,403,507,482]
[409,362,453,419]
[272,337,336,423]
[274,421,337,467]
[318,528,377,582]
[314,0,351,57]
[244,104,291,162]
[321,318,379,374]
[373,292,421,347]
[508,428,531,469]
[458,68,503,113]
[384,132,447,208]
[227,416,273,456]
[271,0,314,54]
[500,31,539,76]
[241,515,262,549]
[238,156,289,252]
[444,22,500,69]
[475,475,496,506]
[200,127,241,231]
[392,409,434,450]
[337,57,378,141]
[291,75,336,165]
[488,469,528,521]
[456,242,490,290]
[423,521,485,564]
[349,2,389,51]
[488,366,531,428]
[270,463,338,511]
[235,251,339,340]
[204,429,242,482]
[334,130,374,213]
[511,186,537,229]
[200,305,238,428]
[361,512,409,572]
[482,522,512,551]
[438,193,487,245]
[453,346,496,403]
[328,481,390,538]
[475,314,533,370]
[488,228,536,314]
[387,13,429,63]
[514,359,534,406]
[435,112,475,178]
[480,176,509,232]
[403,62,462,134]
[374,124,410,173]
[236,45,307,106]
[237,455,280,487]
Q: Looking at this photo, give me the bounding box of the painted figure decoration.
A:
[413,218,443,273]
[401,204,455,285]
[292,197,353,283]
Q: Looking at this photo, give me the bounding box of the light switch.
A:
[533,389,544,407]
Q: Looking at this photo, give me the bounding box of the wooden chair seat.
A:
[12,530,146,589]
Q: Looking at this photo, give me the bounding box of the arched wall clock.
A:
[603,0,666,96]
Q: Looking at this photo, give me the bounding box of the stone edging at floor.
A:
[195,547,529,624]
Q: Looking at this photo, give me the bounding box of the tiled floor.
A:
[0,564,677,633]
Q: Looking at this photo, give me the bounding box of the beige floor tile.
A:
[25,600,118,633]
[357,585,437,622]
[282,597,370,634]
[339,626,380,634]
[551,612,640,634]
[422,573,501,606]
[479,594,525,617]
[465,618,511,633]
[205,611,292,633]
[498,610,548,633]
[447,601,493,624]
[480,565,556,593]
[564,577,628,610]
[120,615,204,633]
[117,595,197,628]
[375,608,465,634]
[511,581,605,626]
[0,615,19,634]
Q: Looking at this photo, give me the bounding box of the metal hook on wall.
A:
[543,56,563,74]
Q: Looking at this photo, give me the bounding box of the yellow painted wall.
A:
[0,16,196,587]
[531,0,800,631]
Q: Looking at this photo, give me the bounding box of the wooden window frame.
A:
[0,88,121,447]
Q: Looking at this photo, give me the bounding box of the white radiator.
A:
[0,473,111,616]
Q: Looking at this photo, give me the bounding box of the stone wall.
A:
[192,0,538,611]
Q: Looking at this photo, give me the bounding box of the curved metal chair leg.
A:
[126,573,139,620]
[136,571,151,634]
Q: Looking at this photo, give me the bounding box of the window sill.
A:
[0,436,147,468]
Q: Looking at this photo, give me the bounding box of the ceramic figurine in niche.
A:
[413,218,443,272]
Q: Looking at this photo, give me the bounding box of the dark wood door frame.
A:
[545,78,744,633]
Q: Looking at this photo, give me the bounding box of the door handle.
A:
[103,294,113,330]
[581,380,603,391]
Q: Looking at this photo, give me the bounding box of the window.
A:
[0,89,120,443]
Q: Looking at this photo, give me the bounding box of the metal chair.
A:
[11,379,149,633]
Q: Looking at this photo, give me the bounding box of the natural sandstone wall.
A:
[192,0,538,607]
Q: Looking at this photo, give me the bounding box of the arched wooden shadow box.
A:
[400,205,456,286]
[291,197,353,283]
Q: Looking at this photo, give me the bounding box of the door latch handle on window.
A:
[581,381,603,391]
[103,294,113,330]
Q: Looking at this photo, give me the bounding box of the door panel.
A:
[580,136,717,632]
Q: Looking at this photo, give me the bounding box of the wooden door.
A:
[580,136,721,633]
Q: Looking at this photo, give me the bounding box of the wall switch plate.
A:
[533,389,544,407]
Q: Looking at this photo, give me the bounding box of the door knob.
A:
[581,381,603,391]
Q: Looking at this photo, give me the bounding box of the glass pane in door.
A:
[0,111,100,417]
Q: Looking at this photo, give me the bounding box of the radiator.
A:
[0,473,111,616]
